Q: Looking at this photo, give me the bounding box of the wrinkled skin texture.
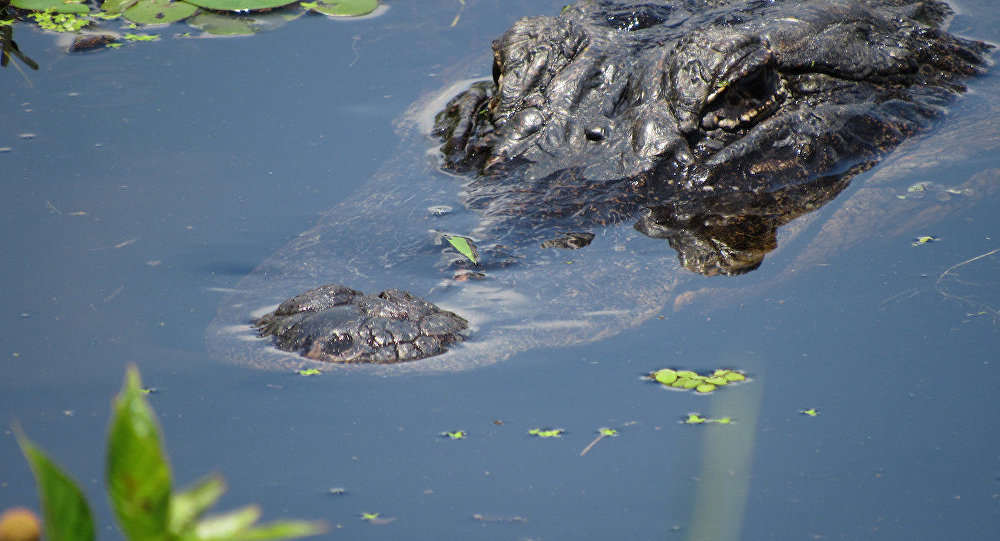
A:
[255,285,468,363]
[253,0,990,364]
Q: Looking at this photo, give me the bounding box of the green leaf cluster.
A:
[441,430,467,440]
[28,10,89,32]
[8,0,377,43]
[528,428,563,438]
[15,365,325,541]
[649,368,746,393]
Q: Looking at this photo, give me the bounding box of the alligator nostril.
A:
[585,127,607,141]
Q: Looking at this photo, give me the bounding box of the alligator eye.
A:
[492,57,502,87]
[701,68,785,132]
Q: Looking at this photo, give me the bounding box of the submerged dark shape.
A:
[254,0,990,364]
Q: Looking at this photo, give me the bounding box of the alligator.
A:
[213,0,992,371]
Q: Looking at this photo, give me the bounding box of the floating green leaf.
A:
[720,371,746,382]
[801,408,819,417]
[652,368,677,385]
[361,512,380,521]
[297,368,321,376]
[695,383,716,393]
[528,428,563,438]
[123,0,199,25]
[16,431,96,541]
[444,234,480,265]
[442,430,467,440]
[677,378,699,389]
[912,235,937,246]
[307,0,377,17]
[684,413,731,425]
[123,32,159,41]
[598,428,617,437]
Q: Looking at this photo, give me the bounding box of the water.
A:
[2,1,999,539]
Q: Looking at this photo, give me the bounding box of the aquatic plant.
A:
[12,365,325,541]
[648,368,747,394]
[3,0,378,50]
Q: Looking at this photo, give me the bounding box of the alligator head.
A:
[251,0,990,365]
[435,0,991,274]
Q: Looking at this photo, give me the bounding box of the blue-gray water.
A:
[2,1,998,539]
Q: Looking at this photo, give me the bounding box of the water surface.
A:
[2,1,998,539]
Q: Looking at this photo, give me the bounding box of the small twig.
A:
[450,0,465,27]
[878,288,920,312]
[935,248,1000,292]
[579,434,604,456]
[934,248,1000,323]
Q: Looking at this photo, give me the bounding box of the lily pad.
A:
[185,12,256,34]
[306,0,377,17]
[182,0,296,12]
[185,11,293,35]
[123,0,199,25]
[101,0,139,13]
[11,0,90,14]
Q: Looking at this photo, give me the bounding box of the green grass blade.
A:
[169,474,226,534]
[16,430,96,541]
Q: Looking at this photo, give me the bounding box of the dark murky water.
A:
[2,1,998,539]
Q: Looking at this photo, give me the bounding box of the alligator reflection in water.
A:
[635,176,853,276]
[214,0,992,371]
